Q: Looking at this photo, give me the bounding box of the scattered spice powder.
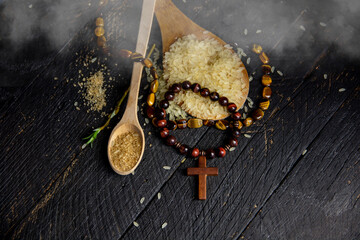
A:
[83,71,106,112]
[110,131,142,172]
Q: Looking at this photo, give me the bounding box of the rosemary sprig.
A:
[82,87,130,149]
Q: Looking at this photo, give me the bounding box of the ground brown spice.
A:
[110,131,142,172]
[82,71,106,112]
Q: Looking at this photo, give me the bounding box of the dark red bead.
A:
[155,108,166,119]
[227,103,237,112]
[228,137,238,147]
[231,112,241,120]
[160,128,169,138]
[171,83,182,93]
[191,83,201,93]
[219,97,229,106]
[206,149,216,159]
[167,120,177,130]
[177,119,187,129]
[159,99,169,109]
[216,147,226,158]
[165,91,175,101]
[182,81,191,90]
[157,119,167,128]
[146,106,155,119]
[232,129,241,138]
[191,148,200,158]
[179,145,189,155]
[200,88,210,97]
[210,92,219,101]
[203,120,215,126]
[166,135,177,146]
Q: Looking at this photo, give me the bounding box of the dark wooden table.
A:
[1,0,359,239]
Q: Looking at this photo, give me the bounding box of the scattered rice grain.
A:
[320,22,327,27]
[256,29,262,33]
[138,95,143,100]
[229,147,236,151]
[302,149,307,155]
[300,25,306,31]
[249,76,253,82]
[162,222,168,229]
[271,66,275,73]
[163,166,171,170]
[277,70,283,76]
[158,192,161,199]
[244,28,248,35]
[145,118,150,124]
[324,74,328,79]
[133,221,139,227]
[140,197,145,204]
[246,57,251,65]
[338,88,346,92]
[244,134,251,138]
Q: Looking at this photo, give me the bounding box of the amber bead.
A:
[188,118,203,128]
[155,108,166,119]
[206,149,216,159]
[167,120,177,130]
[210,92,219,101]
[160,128,169,138]
[182,81,191,90]
[231,120,243,130]
[252,109,264,121]
[261,75,272,86]
[200,88,210,97]
[157,119,167,128]
[216,147,226,158]
[262,87,272,99]
[95,17,104,27]
[166,135,177,146]
[142,58,153,68]
[150,67,158,80]
[150,80,159,93]
[215,120,229,130]
[203,120,215,126]
[146,106,155,119]
[147,93,155,106]
[177,119,187,129]
[159,99,169,109]
[262,65,272,75]
[252,44,263,54]
[119,49,132,59]
[219,97,228,106]
[191,148,200,158]
[259,100,270,110]
[179,145,189,155]
[228,138,238,147]
[152,117,158,127]
[171,83,181,93]
[94,27,105,37]
[227,103,237,112]
[232,129,241,138]
[191,83,201,93]
[97,36,107,48]
[165,91,175,101]
[243,117,254,127]
[231,112,242,121]
[259,52,269,64]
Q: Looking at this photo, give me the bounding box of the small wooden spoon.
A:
[107,0,156,175]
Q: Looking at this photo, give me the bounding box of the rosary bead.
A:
[166,135,177,146]
[191,148,200,158]
[203,120,215,127]
[97,36,107,48]
[209,92,219,101]
[259,100,270,110]
[159,99,169,109]
[252,109,264,121]
[167,120,177,130]
[262,87,272,99]
[160,128,169,138]
[219,97,228,106]
[215,120,229,130]
[228,137,238,147]
[227,103,237,112]
[147,93,155,106]
[150,67,158,80]
[232,129,241,138]
[142,58,153,68]
[119,49,132,58]
[177,119,187,129]
[131,53,143,62]
[150,80,159,93]
[261,75,272,86]
[95,17,104,27]
[171,83,182,93]
[179,145,190,155]
[157,119,167,128]
[200,88,210,97]
[188,118,203,128]
[152,117,158,127]
[191,83,201,93]
[216,147,226,158]
[262,65,272,75]
[243,117,253,127]
[259,52,269,64]
[231,112,241,120]
[182,81,191,90]
[155,108,166,119]
[206,149,216,159]
[200,150,206,156]
[252,44,263,54]
[224,144,232,151]
[230,120,243,130]
[146,106,155,119]
[95,27,105,37]
[165,91,175,101]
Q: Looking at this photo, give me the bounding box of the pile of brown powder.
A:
[110,131,142,172]
[83,71,106,112]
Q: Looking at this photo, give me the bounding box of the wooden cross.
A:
[187,156,218,200]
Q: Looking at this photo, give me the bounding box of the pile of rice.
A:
[161,34,249,120]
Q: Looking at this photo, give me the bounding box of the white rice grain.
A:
[277,70,284,76]
[300,25,306,31]
[133,221,139,227]
[338,88,346,92]
[163,166,171,170]
[162,222,168,229]
[244,134,252,138]
[140,197,145,204]
[158,192,161,200]
[320,22,327,27]
[244,28,248,35]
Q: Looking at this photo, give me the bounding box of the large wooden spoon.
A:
[107,0,156,175]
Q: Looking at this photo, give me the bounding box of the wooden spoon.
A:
[155,0,249,118]
[107,0,156,175]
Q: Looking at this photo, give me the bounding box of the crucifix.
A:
[187,156,218,200]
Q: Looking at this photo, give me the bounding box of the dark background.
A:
[0,0,359,239]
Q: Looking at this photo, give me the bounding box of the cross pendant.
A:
[187,156,218,200]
